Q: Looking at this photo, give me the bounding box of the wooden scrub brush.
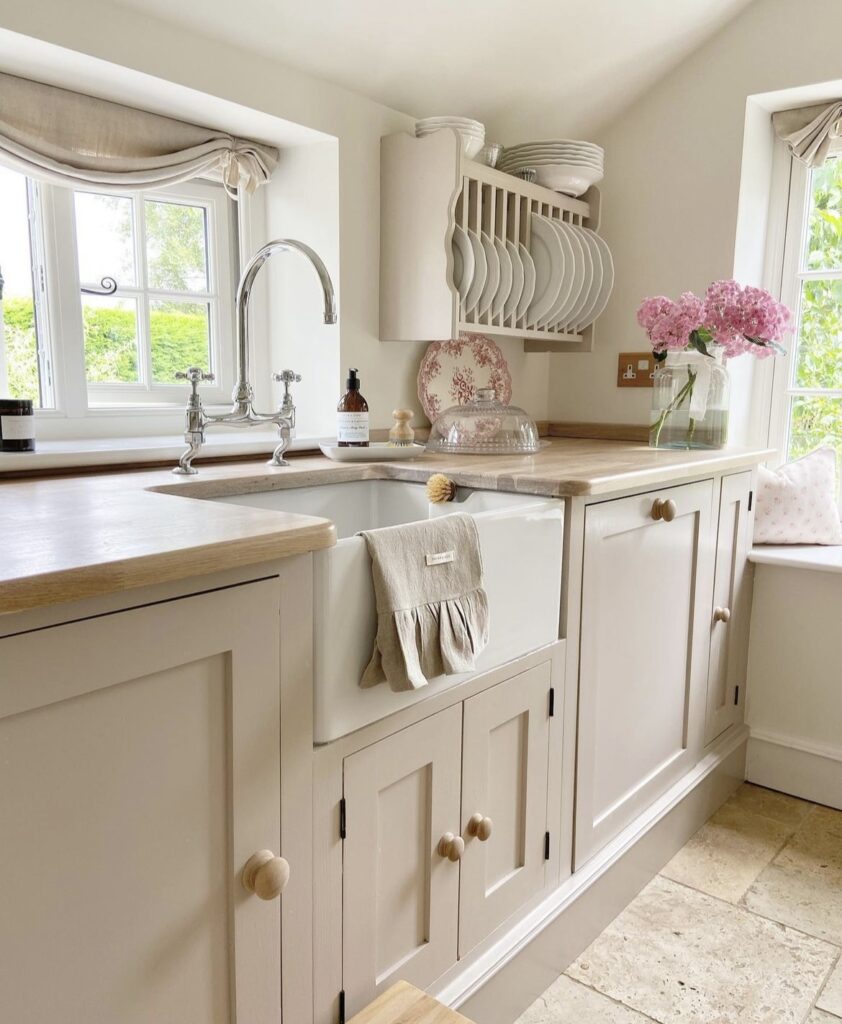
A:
[426,473,457,503]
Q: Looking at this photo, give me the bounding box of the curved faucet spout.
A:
[233,238,337,405]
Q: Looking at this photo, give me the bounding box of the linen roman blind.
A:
[772,100,842,168]
[0,71,279,195]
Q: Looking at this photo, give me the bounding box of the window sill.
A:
[750,545,842,575]
[0,430,324,474]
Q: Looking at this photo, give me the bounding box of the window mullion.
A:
[43,184,89,418]
[134,193,154,391]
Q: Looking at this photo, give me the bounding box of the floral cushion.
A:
[754,447,842,545]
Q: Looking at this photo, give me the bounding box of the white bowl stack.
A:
[415,116,485,160]
[498,140,604,196]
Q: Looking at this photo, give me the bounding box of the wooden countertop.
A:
[0,439,770,616]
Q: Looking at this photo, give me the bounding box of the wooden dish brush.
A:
[426,473,457,503]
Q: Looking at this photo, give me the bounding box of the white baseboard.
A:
[747,730,842,811]
[441,727,747,1024]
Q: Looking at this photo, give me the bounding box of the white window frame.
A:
[766,149,842,462]
[3,171,238,435]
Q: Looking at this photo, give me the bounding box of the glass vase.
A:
[649,349,730,450]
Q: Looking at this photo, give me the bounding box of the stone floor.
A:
[517,784,842,1024]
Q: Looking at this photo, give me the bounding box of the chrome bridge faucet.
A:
[172,239,337,475]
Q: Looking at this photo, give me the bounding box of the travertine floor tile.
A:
[816,952,842,1017]
[727,783,813,828]
[566,875,836,1024]
[517,975,655,1024]
[743,805,842,944]
[661,801,792,902]
[806,1011,841,1023]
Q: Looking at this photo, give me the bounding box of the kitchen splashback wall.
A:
[0,0,552,435]
[545,0,842,445]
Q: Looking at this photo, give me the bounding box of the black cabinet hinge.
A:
[339,798,347,840]
[748,490,753,511]
[339,989,346,1024]
[544,831,551,860]
[548,687,556,717]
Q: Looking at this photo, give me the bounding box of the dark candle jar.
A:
[0,399,36,452]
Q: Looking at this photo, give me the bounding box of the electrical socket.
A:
[617,352,656,388]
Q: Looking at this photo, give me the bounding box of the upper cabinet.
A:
[380,129,605,352]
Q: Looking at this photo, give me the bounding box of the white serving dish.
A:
[464,228,487,314]
[319,442,427,462]
[415,118,485,159]
[526,214,564,326]
[451,224,473,301]
[476,231,501,317]
[575,229,614,330]
[491,236,513,318]
[532,163,604,196]
[208,480,564,741]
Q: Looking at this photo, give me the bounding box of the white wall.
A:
[0,0,553,433]
[545,0,842,439]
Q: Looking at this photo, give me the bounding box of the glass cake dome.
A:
[426,388,541,455]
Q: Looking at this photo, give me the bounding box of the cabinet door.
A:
[0,581,282,1024]
[706,471,753,743]
[459,661,552,956]
[575,481,715,868]
[342,705,462,1015]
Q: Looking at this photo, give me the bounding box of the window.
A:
[770,153,842,463]
[0,168,236,426]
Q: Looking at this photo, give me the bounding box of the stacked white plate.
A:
[451,225,537,324]
[416,116,485,159]
[498,139,604,196]
[522,214,614,333]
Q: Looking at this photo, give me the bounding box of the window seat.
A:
[750,545,842,574]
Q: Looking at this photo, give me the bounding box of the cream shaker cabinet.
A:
[574,480,716,868]
[705,471,753,744]
[0,580,285,1024]
[341,659,556,1015]
[458,660,552,957]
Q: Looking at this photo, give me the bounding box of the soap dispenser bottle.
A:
[337,368,369,447]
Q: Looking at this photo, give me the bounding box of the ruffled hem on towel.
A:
[361,586,489,692]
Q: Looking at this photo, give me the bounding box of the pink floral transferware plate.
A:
[417,334,512,422]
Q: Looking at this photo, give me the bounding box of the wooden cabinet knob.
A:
[242,850,290,900]
[437,832,465,862]
[651,498,677,522]
[467,813,493,841]
[713,606,731,624]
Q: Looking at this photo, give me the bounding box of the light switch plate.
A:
[617,352,656,388]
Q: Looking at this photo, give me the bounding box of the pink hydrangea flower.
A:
[637,279,791,359]
[637,292,705,354]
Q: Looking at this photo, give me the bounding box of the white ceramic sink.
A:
[210,480,564,742]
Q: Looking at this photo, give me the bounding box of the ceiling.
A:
[110,0,755,140]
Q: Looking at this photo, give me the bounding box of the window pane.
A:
[74,192,136,288]
[83,296,140,384]
[794,278,842,389]
[0,167,44,406]
[789,395,842,463]
[804,157,842,272]
[145,201,209,292]
[149,300,210,383]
